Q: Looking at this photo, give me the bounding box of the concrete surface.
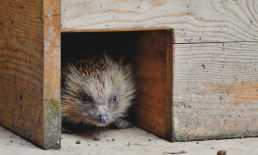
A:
[0,125,258,155]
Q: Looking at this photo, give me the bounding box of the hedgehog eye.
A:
[83,94,91,102]
[112,96,117,102]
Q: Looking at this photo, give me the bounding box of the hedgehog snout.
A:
[97,114,109,124]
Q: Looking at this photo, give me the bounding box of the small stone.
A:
[126,141,130,146]
[112,138,115,141]
[75,141,81,144]
[217,150,226,155]
[93,137,100,141]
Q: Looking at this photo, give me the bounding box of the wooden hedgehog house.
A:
[0,0,258,150]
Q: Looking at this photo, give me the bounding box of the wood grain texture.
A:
[43,0,61,149]
[61,0,258,43]
[0,0,61,149]
[0,0,44,147]
[131,30,173,140]
[173,42,258,141]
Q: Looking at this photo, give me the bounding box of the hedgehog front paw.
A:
[115,118,133,129]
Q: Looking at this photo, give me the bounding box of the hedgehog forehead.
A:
[82,72,122,100]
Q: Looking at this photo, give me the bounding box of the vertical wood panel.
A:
[43,0,61,149]
[0,0,61,149]
[0,0,45,147]
[132,30,173,140]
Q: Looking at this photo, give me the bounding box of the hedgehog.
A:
[61,53,136,129]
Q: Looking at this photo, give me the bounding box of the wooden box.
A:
[1,0,258,150]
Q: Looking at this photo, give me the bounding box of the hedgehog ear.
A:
[102,51,112,64]
[123,63,133,75]
[101,51,122,70]
[102,51,108,58]
[118,56,125,66]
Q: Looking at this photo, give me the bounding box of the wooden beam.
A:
[0,0,61,149]
[61,0,258,43]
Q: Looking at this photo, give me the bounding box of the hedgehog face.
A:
[77,73,124,126]
[61,54,136,127]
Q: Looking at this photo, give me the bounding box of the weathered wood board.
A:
[61,0,258,141]
[0,0,61,149]
[61,0,258,43]
[173,42,258,141]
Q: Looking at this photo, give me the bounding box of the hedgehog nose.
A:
[97,115,109,124]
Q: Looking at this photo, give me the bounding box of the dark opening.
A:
[61,29,173,141]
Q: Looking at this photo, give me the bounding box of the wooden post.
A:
[0,0,61,149]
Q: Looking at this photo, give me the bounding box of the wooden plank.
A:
[173,41,258,141]
[0,0,61,149]
[61,0,258,43]
[43,0,61,149]
[131,30,173,140]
